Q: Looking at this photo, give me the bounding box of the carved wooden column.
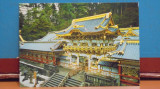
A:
[118,61,121,86]
[77,54,79,66]
[88,55,91,70]
[69,53,72,64]
[52,52,56,66]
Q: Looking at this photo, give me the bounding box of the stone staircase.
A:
[43,73,65,87]
[64,78,82,87]
[43,67,83,87]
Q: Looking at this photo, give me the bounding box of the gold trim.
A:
[56,12,115,36]
[72,12,112,23]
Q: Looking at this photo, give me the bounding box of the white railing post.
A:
[41,73,55,87]
[58,72,69,87]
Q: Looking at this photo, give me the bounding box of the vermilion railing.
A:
[120,79,139,86]
[20,54,53,64]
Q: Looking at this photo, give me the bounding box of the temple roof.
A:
[55,12,117,35]
[114,28,139,41]
[20,42,62,52]
[20,43,55,51]
[111,43,139,60]
[20,32,64,51]
[34,32,57,42]
[111,28,139,60]
[56,17,108,35]
[20,36,62,52]
[123,36,139,40]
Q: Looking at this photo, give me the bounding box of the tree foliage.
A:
[19,3,139,41]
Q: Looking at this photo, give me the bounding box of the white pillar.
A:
[88,55,91,70]
[70,54,72,64]
[77,55,79,66]
[98,65,100,72]
[98,65,100,69]
[88,59,90,70]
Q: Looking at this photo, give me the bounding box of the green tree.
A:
[19,12,24,30]
[21,4,55,41]
[72,3,89,18]
[20,3,139,41]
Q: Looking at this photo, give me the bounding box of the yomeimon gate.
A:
[19,12,139,87]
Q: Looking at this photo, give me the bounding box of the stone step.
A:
[66,81,81,86]
[43,73,65,87]
[64,78,82,87]
[67,78,81,84]
[49,80,62,85]
[46,82,59,87]
[47,80,60,84]
[50,78,63,82]
[44,83,57,87]
[65,83,80,87]
[54,74,65,77]
[47,77,64,86]
[51,76,64,80]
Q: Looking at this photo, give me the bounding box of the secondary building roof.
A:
[20,32,63,52]
[20,43,56,52]
[111,28,139,60]
[111,43,139,60]
[34,33,57,42]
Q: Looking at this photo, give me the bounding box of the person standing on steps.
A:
[29,69,34,84]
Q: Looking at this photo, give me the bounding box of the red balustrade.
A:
[20,54,54,64]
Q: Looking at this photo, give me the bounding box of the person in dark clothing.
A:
[22,69,29,82]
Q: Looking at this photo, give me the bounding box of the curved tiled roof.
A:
[123,36,139,40]
[20,43,55,51]
[34,32,58,42]
[111,28,139,60]
[20,41,62,52]
[111,43,139,60]
[56,12,118,35]
[114,36,123,40]
[56,17,110,35]
[117,41,127,51]
[20,32,63,51]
